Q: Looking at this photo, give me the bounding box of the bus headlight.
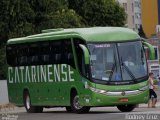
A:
[89,87,107,94]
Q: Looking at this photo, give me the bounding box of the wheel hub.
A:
[26,95,30,109]
[73,96,82,110]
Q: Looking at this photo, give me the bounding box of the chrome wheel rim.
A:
[26,95,30,110]
[73,96,82,110]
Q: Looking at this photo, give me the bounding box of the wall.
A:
[0,80,9,104]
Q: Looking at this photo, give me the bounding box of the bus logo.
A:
[121,91,126,96]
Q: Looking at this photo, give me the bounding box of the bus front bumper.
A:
[80,89,149,107]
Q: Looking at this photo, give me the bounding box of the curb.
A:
[138,101,160,108]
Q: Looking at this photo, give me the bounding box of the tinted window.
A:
[6,39,75,68]
[73,39,86,74]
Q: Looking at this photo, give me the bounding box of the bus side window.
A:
[63,40,75,68]
[14,46,19,66]
[49,45,55,63]
[39,42,50,64]
[27,44,39,65]
[55,53,61,62]
[50,40,75,68]
[6,45,17,66]
[50,41,62,64]
[74,39,86,74]
[18,45,28,66]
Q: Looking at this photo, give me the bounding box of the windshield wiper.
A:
[141,48,145,65]
[108,62,116,80]
[121,57,136,80]
[108,50,117,80]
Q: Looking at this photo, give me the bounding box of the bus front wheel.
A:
[23,91,43,113]
[71,92,90,113]
[117,104,136,112]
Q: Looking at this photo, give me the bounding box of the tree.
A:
[0,0,35,40]
[50,9,84,28]
[68,0,126,26]
[0,0,84,40]
[0,44,7,79]
[28,0,84,32]
[138,25,146,38]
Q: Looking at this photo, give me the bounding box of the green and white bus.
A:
[6,27,155,113]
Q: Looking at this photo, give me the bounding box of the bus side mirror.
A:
[79,44,90,65]
[143,42,155,60]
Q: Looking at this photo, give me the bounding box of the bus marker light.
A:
[85,99,90,103]
[97,98,101,102]
[119,98,128,102]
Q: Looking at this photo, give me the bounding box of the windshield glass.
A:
[88,41,147,82]
[118,41,147,80]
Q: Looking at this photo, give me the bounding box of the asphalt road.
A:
[1,107,160,120]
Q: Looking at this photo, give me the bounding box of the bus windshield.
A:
[88,41,147,83]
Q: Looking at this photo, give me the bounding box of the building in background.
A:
[117,0,141,33]
[141,0,159,38]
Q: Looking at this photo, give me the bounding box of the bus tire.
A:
[23,91,43,113]
[65,106,73,112]
[71,92,90,113]
[117,104,136,112]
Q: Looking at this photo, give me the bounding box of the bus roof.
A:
[7,27,140,44]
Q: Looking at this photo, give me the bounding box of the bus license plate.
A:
[119,98,128,102]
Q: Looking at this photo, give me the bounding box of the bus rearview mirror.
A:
[143,42,155,60]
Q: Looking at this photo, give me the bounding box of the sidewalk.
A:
[139,88,160,108]
[139,101,160,108]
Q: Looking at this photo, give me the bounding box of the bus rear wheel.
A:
[71,92,90,113]
[117,104,136,112]
[23,91,43,113]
